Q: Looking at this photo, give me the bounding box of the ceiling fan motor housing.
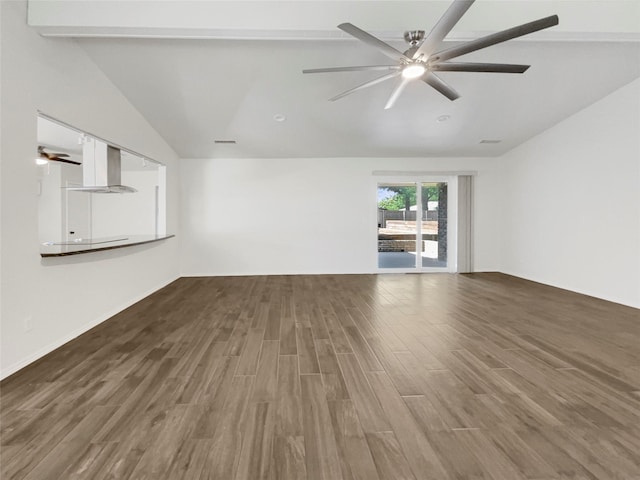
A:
[404,30,426,47]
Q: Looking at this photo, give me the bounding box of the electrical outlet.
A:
[24,316,33,332]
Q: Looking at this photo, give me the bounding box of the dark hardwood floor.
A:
[1,273,639,479]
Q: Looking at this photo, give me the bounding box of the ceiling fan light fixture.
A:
[401,64,426,79]
[35,157,49,165]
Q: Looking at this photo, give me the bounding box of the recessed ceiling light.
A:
[214,140,237,144]
[480,139,502,144]
[436,115,451,123]
[273,114,286,122]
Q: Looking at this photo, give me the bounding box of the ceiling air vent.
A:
[480,139,502,144]
[214,140,237,144]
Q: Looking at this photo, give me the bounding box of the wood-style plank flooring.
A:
[2,273,640,479]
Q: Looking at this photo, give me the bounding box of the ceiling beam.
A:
[28,1,640,41]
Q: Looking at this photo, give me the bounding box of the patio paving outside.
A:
[378,240,447,269]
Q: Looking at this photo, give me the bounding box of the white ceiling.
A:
[31,1,640,158]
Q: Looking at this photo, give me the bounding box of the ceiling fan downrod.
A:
[403,31,426,47]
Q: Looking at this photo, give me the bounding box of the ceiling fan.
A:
[303,0,558,109]
[38,146,81,165]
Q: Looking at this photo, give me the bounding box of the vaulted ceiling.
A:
[29,1,640,158]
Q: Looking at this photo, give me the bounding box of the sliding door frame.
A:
[374,174,459,273]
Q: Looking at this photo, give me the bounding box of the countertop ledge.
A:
[40,234,175,257]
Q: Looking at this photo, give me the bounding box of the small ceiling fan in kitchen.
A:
[38,146,81,165]
[303,0,558,109]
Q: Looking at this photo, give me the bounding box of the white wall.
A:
[180,157,503,276]
[0,1,181,379]
[500,78,640,308]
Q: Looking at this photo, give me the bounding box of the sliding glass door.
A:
[420,182,448,268]
[377,178,455,272]
[377,182,418,269]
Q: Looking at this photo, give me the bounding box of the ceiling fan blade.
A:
[431,62,530,73]
[329,71,400,102]
[384,78,411,110]
[303,65,401,74]
[338,23,411,62]
[423,72,460,101]
[414,0,475,59]
[431,15,559,63]
[38,146,71,158]
[49,157,81,165]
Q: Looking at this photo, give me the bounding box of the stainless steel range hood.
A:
[67,139,137,193]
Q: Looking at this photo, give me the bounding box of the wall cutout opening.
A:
[36,114,168,256]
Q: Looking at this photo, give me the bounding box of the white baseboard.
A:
[0,275,180,381]
[498,270,640,309]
